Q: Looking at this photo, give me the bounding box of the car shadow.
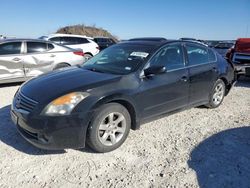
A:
[0,82,23,88]
[235,76,250,88]
[188,126,250,188]
[0,105,66,155]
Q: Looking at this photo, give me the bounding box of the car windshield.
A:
[82,44,153,75]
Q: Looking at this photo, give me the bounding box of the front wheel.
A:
[87,103,131,153]
[206,79,226,108]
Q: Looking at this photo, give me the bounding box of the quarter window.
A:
[27,42,47,53]
[186,44,209,66]
[208,49,217,62]
[0,42,21,55]
[150,43,185,70]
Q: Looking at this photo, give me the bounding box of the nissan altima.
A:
[11,38,235,152]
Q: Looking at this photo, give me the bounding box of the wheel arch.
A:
[218,76,231,96]
[84,52,93,56]
[90,94,140,130]
[53,62,71,70]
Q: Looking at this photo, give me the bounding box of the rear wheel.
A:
[84,54,93,61]
[206,79,226,108]
[87,103,131,153]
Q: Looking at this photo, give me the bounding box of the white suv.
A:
[42,34,100,60]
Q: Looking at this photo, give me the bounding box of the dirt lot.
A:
[0,78,250,188]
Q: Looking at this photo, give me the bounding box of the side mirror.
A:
[144,65,166,77]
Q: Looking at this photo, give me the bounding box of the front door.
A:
[137,42,189,119]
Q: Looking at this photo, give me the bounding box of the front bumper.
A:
[11,108,90,150]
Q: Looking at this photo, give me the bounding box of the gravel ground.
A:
[0,78,250,188]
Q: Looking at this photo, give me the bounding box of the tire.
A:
[54,63,70,70]
[84,54,93,61]
[206,79,226,108]
[87,103,131,153]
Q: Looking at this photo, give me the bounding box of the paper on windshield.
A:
[130,52,149,58]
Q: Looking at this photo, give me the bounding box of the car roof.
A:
[0,38,52,43]
[94,36,112,39]
[120,38,208,48]
[129,37,167,42]
[47,33,93,40]
[0,38,53,42]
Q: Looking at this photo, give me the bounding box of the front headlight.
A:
[43,92,89,116]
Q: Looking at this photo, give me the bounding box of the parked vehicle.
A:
[11,38,235,152]
[93,37,116,51]
[205,40,221,48]
[226,38,250,77]
[0,39,85,84]
[41,34,100,60]
[180,38,206,45]
[0,35,6,40]
[213,42,234,57]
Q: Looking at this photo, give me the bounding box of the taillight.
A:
[73,51,84,56]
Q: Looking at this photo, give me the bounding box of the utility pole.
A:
[246,24,249,37]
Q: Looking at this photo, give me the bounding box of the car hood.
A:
[20,67,121,103]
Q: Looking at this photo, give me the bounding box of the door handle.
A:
[212,67,218,72]
[180,76,188,82]
[12,57,21,62]
[50,54,56,57]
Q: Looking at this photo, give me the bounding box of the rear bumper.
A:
[233,53,250,76]
[234,64,250,76]
[11,109,90,150]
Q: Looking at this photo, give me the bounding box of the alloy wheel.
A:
[98,112,126,146]
[212,83,225,106]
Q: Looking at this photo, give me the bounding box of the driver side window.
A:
[150,43,185,70]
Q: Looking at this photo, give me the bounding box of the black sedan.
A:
[11,38,235,152]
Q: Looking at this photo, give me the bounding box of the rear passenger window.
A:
[208,49,217,62]
[27,42,47,53]
[0,42,21,55]
[48,43,54,50]
[76,38,89,44]
[49,37,61,44]
[60,37,77,45]
[186,44,209,66]
[150,43,184,70]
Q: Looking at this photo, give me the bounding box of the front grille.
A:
[14,92,38,112]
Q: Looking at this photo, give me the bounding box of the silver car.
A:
[0,39,85,84]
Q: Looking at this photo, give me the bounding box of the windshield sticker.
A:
[130,52,149,58]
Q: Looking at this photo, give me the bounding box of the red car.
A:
[227,38,250,77]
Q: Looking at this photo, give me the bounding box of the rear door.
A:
[184,42,218,105]
[23,41,55,78]
[0,41,25,82]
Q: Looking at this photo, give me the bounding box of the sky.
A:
[0,0,250,40]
